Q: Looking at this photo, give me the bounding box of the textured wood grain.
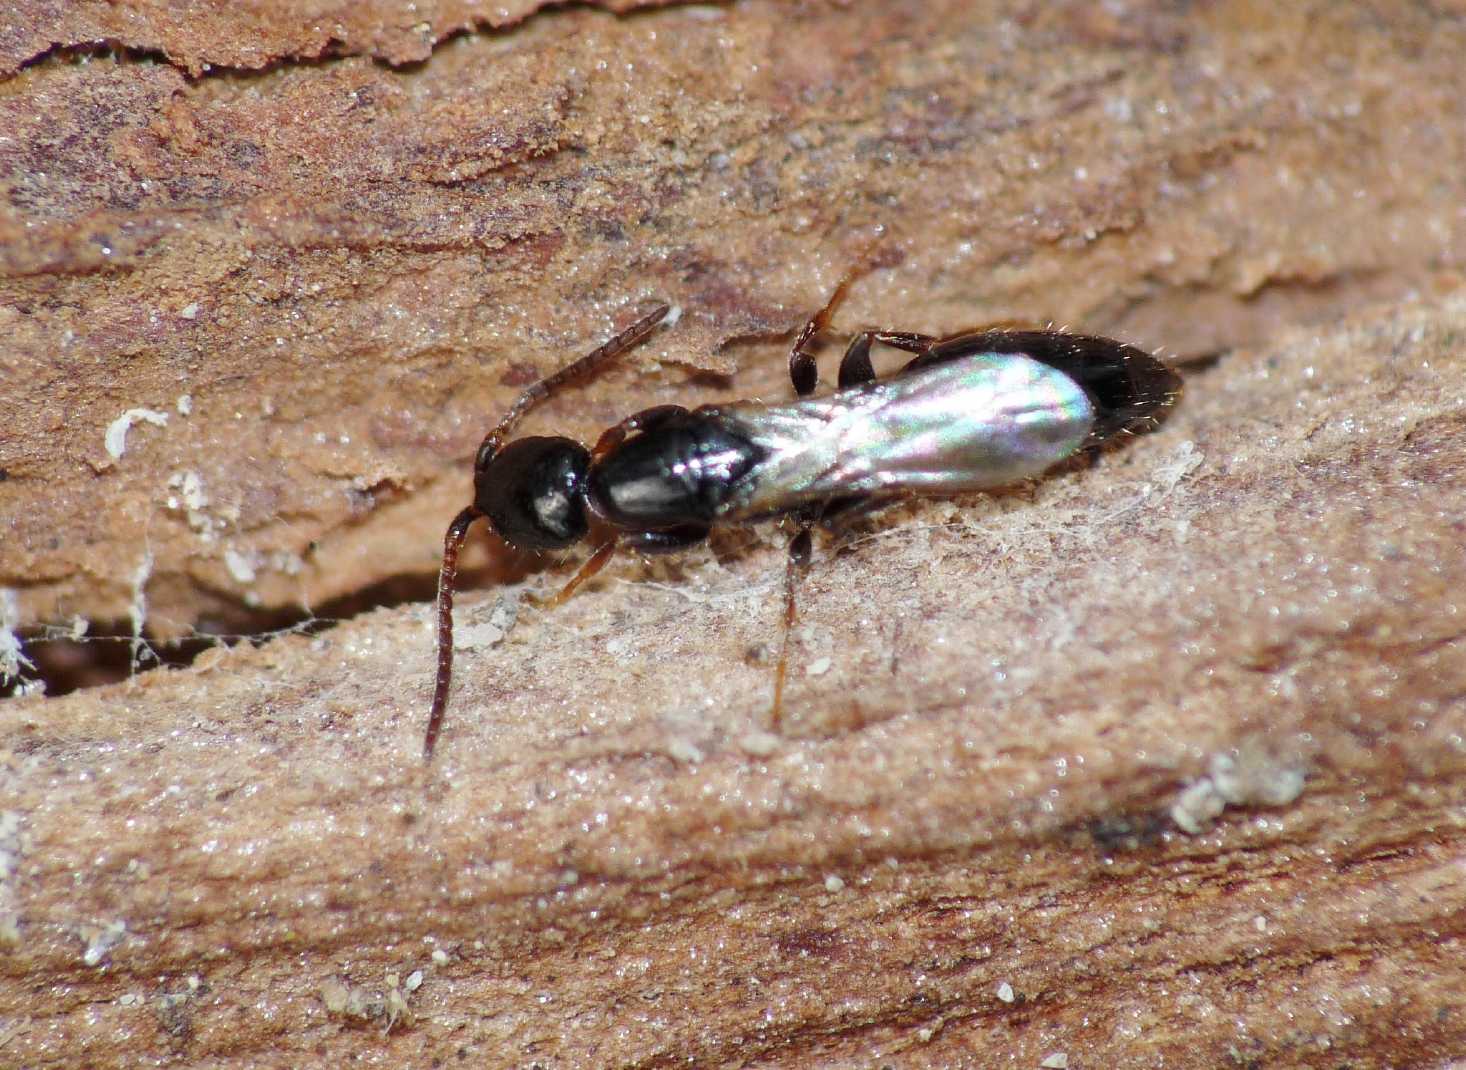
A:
[2,2,1465,1068]
[0,0,676,76]
[6,0,1465,636]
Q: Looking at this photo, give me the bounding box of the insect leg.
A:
[837,334,876,388]
[531,524,707,607]
[836,330,937,387]
[788,270,866,396]
[899,324,1046,375]
[425,506,484,761]
[770,520,815,730]
[591,405,689,463]
[526,539,619,611]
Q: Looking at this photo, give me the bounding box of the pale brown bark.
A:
[2,2,1464,1067]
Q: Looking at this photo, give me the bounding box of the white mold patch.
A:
[0,589,36,686]
[81,919,127,967]
[0,811,27,948]
[129,550,153,670]
[451,596,520,651]
[104,408,169,460]
[320,968,421,1033]
[165,470,220,542]
[1152,439,1203,492]
[1171,738,1308,835]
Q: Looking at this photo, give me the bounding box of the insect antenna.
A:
[425,506,482,760]
[477,304,673,456]
[424,303,672,761]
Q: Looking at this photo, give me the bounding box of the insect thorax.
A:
[587,414,764,528]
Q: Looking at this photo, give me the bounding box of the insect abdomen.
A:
[916,330,1181,443]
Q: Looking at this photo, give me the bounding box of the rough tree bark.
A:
[2,1,1464,1067]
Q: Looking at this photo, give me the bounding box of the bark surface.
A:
[2,2,1464,1067]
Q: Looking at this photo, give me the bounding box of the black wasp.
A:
[424,272,1181,759]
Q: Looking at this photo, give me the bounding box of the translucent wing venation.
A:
[710,352,1098,518]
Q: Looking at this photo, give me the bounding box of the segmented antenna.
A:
[424,304,673,760]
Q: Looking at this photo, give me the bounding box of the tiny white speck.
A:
[739,730,781,757]
[666,737,704,764]
[1040,1054,1069,1069]
[178,302,200,319]
[997,981,1015,1003]
[431,948,449,965]
[83,920,126,966]
[1253,915,1268,932]
[223,549,257,584]
[176,394,192,416]
[823,874,844,892]
[404,969,424,992]
[454,621,506,650]
[807,656,832,676]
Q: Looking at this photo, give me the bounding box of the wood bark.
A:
[2,2,1464,1067]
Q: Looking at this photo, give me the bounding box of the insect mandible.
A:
[424,271,1181,759]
